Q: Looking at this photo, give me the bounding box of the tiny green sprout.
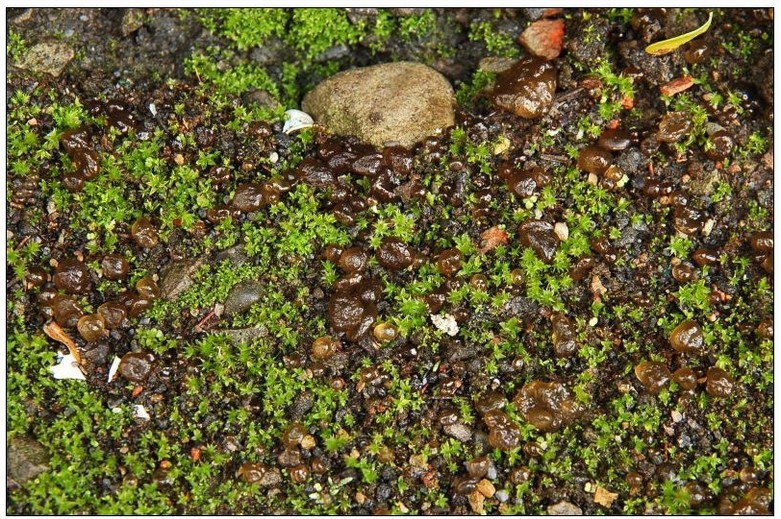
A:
[645,12,713,56]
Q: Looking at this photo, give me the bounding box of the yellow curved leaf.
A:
[645,12,713,56]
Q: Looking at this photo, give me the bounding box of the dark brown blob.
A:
[322,244,344,264]
[626,471,643,490]
[206,205,240,224]
[692,248,718,267]
[483,410,521,451]
[672,205,703,235]
[749,231,773,253]
[499,162,548,198]
[25,266,49,289]
[731,487,771,515]
[118,351,155,383]
[705,367,733,398]
[232,183,266,213]
[436,248,462,277]
[295,157,335,189]
[311,336,339,360]
[98,301,127,330]
[382,146,413,176]
[452,475,479,495]
[338,247,368,273]
[683,40,710,65]
[643,178,674,198]
[598,128,633,151]
[514,380,580,432]
[101,254,129,280]
[376,238,414,271]
[569,257,595,281]
[672,261,698,283]
[519,220,558,263]
[289,464,309,483]
[351,150,383,177]
[492,57,557,118]
[372,322,398,343]
[72,149,100,180]
[704,131,733,161]
[131,217,159,248]
[469,274,488,292]
[53,258,92,294]
[756,318,773,340]
[62,173,85,193]
[634,361,671,394]
[672,367,698,390]
[669,319,704,354]
[77,314,107,343]
[209,166,231,188]
[577,145,613,175]
[475,390,507,415]
[424,288,448,313]
[328,275,379,342]
[127,296,153,318]
[657,112,692,143]
[551,313,577,358]
[466,456,490,479]
[281,422,307,449]
[136,275,160,300]
[238,462,277,485]
[50,295,84,328]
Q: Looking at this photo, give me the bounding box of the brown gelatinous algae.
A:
[669,319,704,353]
[491,56,557,118]
[634,361,671,394]
[514,380,581,432]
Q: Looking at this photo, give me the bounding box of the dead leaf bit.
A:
[645,12,713,56]
[44,320,82,364]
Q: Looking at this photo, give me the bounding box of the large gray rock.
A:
[7,436,50,486]
[16,42,74,77]
[301,62,455,149]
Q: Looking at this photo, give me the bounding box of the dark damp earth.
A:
[6,8,773,515]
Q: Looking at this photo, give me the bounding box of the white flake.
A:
[51,352,85,381]
[431,313,459,336]
[134,405,151,420]
[107,356,121,383]
[282,109,314,134]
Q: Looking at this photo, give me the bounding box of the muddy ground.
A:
[6,8,774,515]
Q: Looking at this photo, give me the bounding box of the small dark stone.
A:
[118,352,155,383]
[518,220,558,263]
[223,280,264,316]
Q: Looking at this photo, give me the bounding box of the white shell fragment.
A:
[50,352,86,381]
[282,109,315,134]
[107,356,121,383]
[431,313,459,336]
[134,405,151,420]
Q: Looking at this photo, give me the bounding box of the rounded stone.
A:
[301,62,455,149]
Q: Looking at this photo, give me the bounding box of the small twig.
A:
[194,308,216,332]
[553,88,584,106]
[539,153,570,164]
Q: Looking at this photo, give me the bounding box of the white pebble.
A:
[148,103,157,116]
[554,222,569,242]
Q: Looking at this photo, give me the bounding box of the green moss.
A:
[468,19,520,57]
[288,8,364,61]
